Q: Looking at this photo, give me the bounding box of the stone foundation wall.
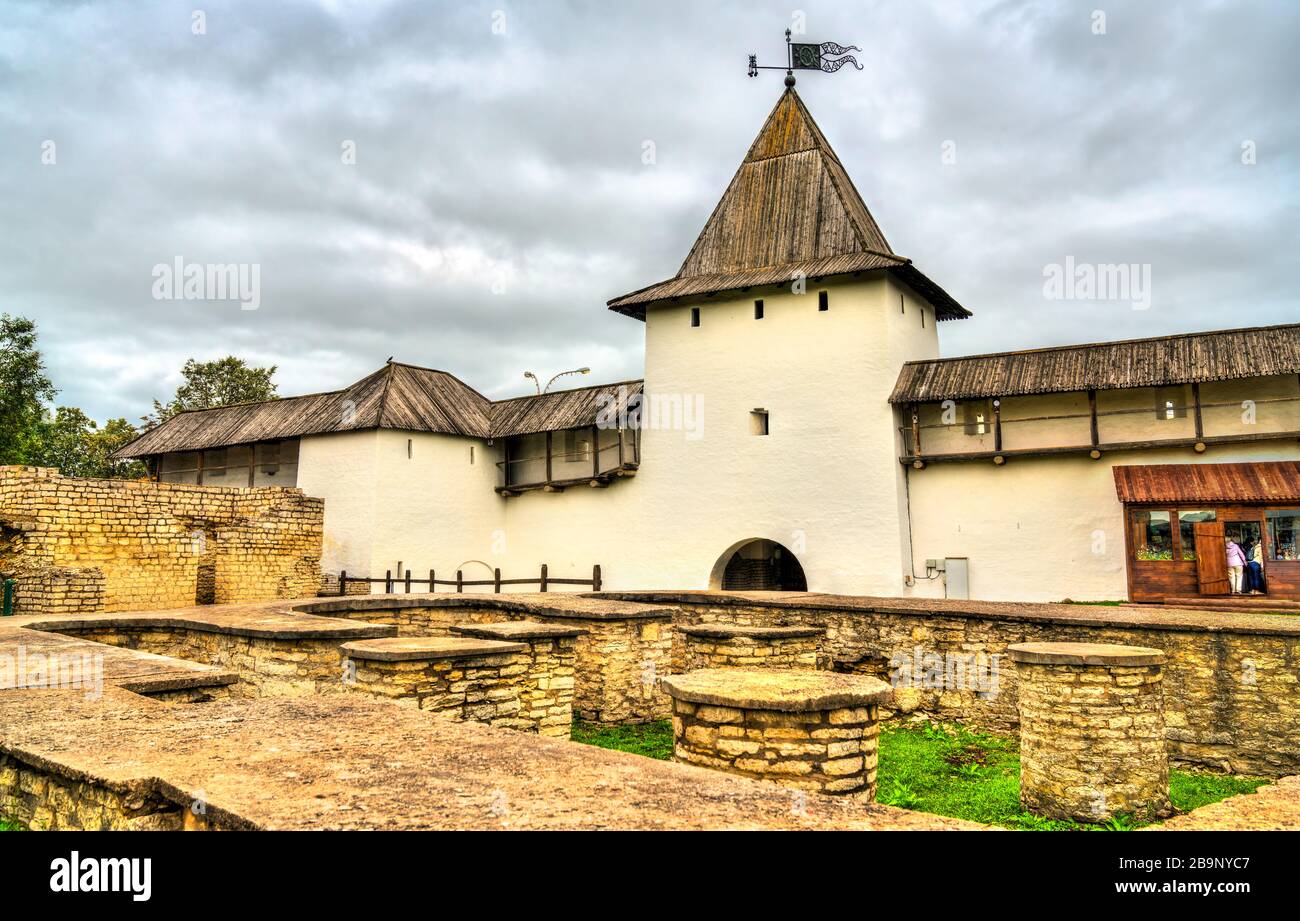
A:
[0,466,323,615]
[0,752,183,830]
[609,595,1300,777]
[47,626,347,697]
[677,627,825,672]
[307,601,672,723]
[345,648,531,728]
[1014,646,1171,823]
[669,698,880,796]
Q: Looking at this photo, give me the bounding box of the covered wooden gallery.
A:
[1115,462,1300,601]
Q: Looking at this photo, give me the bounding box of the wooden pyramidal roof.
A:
[607,87,970,321]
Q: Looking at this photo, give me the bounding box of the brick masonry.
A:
[0,466,323,615]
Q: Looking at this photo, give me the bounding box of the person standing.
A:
[1226,536,1247,594]
[1246,540,1267,595]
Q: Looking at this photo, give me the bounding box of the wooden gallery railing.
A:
[333,563,602,595]
[496,427,639,496]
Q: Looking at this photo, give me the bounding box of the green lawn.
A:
[570,720,675,760]
[569,718,1266,830]
[0,818,23,831]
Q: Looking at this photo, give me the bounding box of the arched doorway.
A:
[709,539,808,592]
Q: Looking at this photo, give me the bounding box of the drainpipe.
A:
[2,579,14,616]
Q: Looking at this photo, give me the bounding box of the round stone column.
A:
[659,669,892,797]
[1009,642,1171,823]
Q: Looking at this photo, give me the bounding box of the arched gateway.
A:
[709,539,808,592]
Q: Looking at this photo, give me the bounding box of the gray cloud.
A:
[1,0,1296,423]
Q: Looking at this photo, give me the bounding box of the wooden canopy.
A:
[606,88,970,321]
[890,322,1300,404]
[1113,461,1300,504]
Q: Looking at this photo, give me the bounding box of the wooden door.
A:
[1194,520,1229,595]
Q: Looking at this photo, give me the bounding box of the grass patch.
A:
[570,720,673,760]
[877,722,1267,830]
[567,718,1268,831]
[0,817,24,831]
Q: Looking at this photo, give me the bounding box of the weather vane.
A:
[748,28,863,87]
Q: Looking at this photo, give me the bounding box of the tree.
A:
[0,314,57,465]
[32,407,146,479]
[144,356,278,429]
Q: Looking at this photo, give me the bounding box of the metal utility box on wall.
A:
[944,558,969,600]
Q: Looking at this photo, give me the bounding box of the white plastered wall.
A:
[901,439,1300,603]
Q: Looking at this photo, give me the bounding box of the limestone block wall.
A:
[0,466,324,614]
[341,640,531,729]
[302,600,673,723]
[0,752,184,831]
[1012,643,1171,823]
[46,626,350,698]
[676,625,827,672]
[603,593,1300,777]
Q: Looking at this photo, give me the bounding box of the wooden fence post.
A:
[385,570,393,593]
[540,563,548,593]
[494,568,502,593]
[456,570,464,593]
[405,569,412,593]
[339,570,347,596]
[592,564,602,592]
[429,569,435,594]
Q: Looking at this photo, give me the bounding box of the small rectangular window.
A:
[754,299,764,319]
[962,401,990,436]
[750,409,769,436]
[818,291,829,311]
[469,445,476,465]
[690,307,700,327]
[1155,386,1187,420]
[1133,510,1174,561]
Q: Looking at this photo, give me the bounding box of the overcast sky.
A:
[2,0,1296,423]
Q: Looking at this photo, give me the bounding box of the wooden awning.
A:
[1113,462,1300,504]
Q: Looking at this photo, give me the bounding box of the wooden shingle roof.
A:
[889,323,1300,404]
[114,363,645,458]
[1113,462,1300,504]
[607,88,970,321]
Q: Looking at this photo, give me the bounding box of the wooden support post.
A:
[502,438,510,489]
[494,568,502,593]
[1088,389,1100,448]
[385,570,393,593]
[545,431,553,484]
[910,404,922,459]
[540,563,548,593]
[592,564,602,592]
[1192,382,1204,441]
[617,428,626,468]
[592,424,601,478]
[429,569,435,595]
[456,570,463,593]
[404,570,412,593]
[993,399,1003,453]
[339,570,347,595]
[196,450,205,486]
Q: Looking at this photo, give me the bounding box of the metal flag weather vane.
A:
[748,28,863,86]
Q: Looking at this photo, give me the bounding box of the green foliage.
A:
[30,406,146,479]
[0,817,24,831]
[143,356,278,429]
[0,314,57,465]
[570,720,674,760]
